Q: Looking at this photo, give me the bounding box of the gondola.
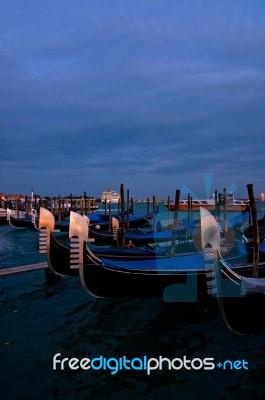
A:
[38,207,253,300]
[7,208,38,229]
[79,212,252,299]
[6,207,71,230]
[46,207,159,233]
[87,207,158,230]
[0,217,7,226]
[38,208,172,278]
[243,214,265,242]
[72,211,251,299]
[243,238,265,263]
[6,207,76,231]
[87,224,188,246]
[0,212,8,225]
[202,208,265,335]
[39,208,80,277]
[85,210,249,246]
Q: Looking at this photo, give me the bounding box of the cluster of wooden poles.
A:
[0,183,260,280]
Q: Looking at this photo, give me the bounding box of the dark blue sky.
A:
[1,0,264,199]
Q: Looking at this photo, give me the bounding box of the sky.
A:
[1,0,265,200]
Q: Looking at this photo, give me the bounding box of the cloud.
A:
[0,0,264,197]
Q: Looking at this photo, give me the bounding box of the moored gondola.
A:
[73,211,251,299]
[202,207,265,335]
[38,208,171,278]
[7,208,38,229]
[85,210,248,246]
[39,207,79,277]
[38,207,256,301]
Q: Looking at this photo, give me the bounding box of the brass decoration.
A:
[38,207,55,254]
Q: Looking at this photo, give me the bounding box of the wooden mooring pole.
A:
[120,183,126,247]
[167,195,170,226]
[247,183,259,278]
[126,189,130,229]
[170,189,180,256]
[152,195,156,231]
[223,188,227,232]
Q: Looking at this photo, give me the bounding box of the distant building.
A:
[260,193,265,201]
[0,193,24,200]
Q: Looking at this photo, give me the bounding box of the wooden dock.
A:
[0,262,48,276]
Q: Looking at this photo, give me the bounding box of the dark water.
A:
[1,203,265,400]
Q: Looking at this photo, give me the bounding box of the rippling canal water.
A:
[1,202,265,400]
